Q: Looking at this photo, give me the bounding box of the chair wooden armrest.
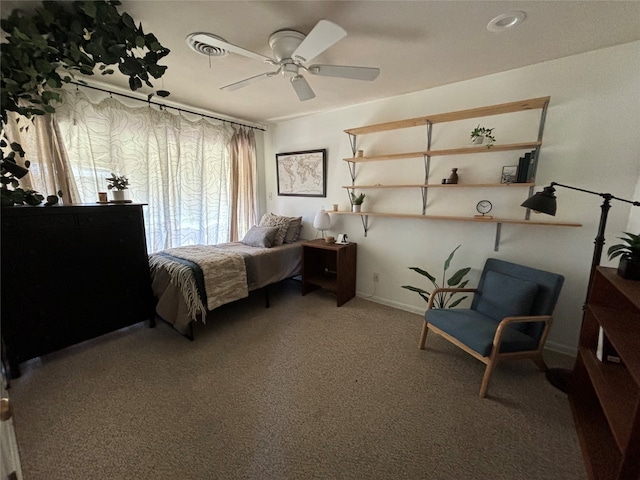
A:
[426,287,477,309]
[494,315,553,345]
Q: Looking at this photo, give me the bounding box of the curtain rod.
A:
[70,81,266,132]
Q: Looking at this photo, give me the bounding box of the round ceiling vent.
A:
[186,33,230,57]
[487,11,527,32]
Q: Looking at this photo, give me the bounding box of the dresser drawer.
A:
[2,213,76,231]
[77,210,140,226]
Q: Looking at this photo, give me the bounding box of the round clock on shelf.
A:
[475,200,493,219]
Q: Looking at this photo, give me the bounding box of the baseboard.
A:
[544,341,577,358]
[356,292,425,316]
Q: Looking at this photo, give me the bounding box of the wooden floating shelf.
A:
[343,142,542,162]
[344,97,550,135]
[330,210,581,227]
[342,183,535,189]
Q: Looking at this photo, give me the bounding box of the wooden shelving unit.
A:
[342,141,543,162]
[341,182,536,190]
[569,267,640,480]
[340,97,581,247]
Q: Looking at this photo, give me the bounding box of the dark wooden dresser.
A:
[1,204,155,377]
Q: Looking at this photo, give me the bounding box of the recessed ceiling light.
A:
[487,11,527,32]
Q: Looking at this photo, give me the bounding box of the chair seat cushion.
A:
[475,270,538,332]
[425,308,538,357]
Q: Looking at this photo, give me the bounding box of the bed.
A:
[148,213,303,337]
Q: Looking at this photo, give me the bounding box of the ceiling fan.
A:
[186,20,380,101]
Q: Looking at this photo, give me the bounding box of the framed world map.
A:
[276,149,327,197]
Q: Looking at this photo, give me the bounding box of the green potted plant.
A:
[402,245,471,308]
[607,232,640,280]
[1,1,170,206]
[350,191,366,212]
[106,173,129,202]
[470,124,496,148]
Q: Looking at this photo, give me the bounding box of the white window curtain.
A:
[229,127,257,241]
[55,89,243,252]
[2,111,80,204]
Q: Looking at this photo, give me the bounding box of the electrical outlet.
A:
[268,192,273,200]
[373,272,379,283]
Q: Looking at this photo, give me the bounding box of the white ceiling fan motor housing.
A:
[269,30,305,62]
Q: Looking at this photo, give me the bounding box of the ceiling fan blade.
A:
[308,64,380,81]
[221,71,277,91]
[190,33,271,62]
[291,75,315,101]
[292,20,346,63]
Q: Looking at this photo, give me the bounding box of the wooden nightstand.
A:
[301,239,357,306]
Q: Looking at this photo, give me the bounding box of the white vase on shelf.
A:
[352,204,361,213]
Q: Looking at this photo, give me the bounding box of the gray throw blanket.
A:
[148,245,248,321]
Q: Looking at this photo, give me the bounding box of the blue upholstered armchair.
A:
[419,258,564,398]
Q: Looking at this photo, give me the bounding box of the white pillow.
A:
[258,213,290,246]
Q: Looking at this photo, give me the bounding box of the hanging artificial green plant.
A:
[1,0,171,206]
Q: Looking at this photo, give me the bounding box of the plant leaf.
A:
[443,244,461,272]
[408,267,436,283]
[448,296,468,308]
[447,267,471,286]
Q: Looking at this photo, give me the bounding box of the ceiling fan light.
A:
[282,63,299,77]
[487,11,527,32]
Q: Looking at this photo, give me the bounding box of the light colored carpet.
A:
[9,279,585,480]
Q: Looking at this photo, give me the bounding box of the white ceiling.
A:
[3,1,640,126]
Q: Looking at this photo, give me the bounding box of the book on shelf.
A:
[597,327,621,363]
[526,150,538,183]
[516,152,531,183]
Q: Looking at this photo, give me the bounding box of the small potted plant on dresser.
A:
[607,232,640,280]
[350,192,366,212]
[106,174,130,202]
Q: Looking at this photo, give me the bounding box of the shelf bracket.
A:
[494,223,502,252]
[346,133,358,185]
[360,214,369,237]
[422,153,431,214]
[347,161,356,185]
[423,120,432,215]
[348,133,357,156]
[524,185,534,220]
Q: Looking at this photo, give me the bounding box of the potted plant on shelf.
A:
[470,125,496,148]
[350,192,366,212]
[106,174,129,202]
[607,232,640,280]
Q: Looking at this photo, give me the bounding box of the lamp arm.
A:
[551,182,640,206]
[548,181,639,305]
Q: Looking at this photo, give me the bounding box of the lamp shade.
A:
[313,209,331,231]
[521,185,557,216]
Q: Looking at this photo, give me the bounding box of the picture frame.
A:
[276,149,327,197]
[501,165,518,184]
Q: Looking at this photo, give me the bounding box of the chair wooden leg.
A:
[479,358,499,398]
[532,353,548,372]
[419,322,429,350]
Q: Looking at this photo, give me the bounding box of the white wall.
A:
[263,41,640,355]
